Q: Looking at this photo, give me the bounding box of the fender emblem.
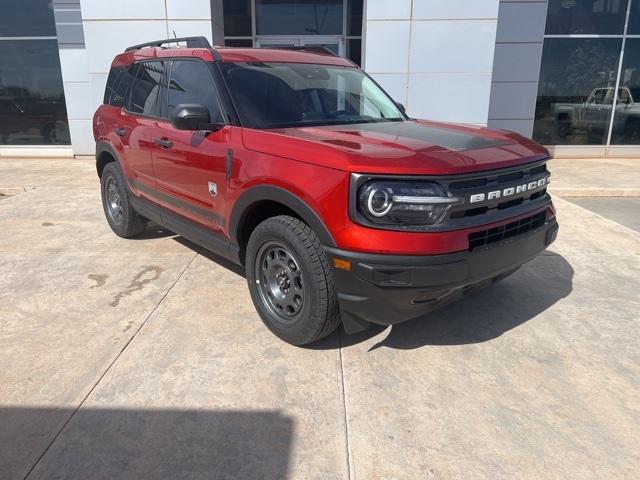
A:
[208,182,218,197]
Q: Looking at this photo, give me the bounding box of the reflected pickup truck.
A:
[93,36,558,345]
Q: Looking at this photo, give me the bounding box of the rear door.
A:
[121,60,167,192]
[151,58,230,236]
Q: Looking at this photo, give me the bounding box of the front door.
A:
[151,59,229,236]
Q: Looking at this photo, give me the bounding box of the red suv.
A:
[94,37,558,345]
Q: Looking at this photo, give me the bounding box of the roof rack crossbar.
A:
[124,36,222,60]
[267,45,339,57]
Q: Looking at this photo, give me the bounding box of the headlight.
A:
[357,180,461,227]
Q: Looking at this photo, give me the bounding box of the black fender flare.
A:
[95,141,125,177]
[229,185,336,247]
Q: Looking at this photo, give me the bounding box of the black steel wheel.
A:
[255,241,305,321]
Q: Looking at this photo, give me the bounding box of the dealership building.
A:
[2,0,640,158]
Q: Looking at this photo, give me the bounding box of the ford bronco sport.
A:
[94,37,558,345]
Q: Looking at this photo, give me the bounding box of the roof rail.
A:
[124,36,222,60]
[267,45,339,57]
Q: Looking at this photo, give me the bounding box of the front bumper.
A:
[325,219,559,332]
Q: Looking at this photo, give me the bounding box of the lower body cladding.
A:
[325,219,559,333]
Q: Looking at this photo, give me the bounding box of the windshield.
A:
[220,62,406,129]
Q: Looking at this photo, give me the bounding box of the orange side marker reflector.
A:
[332,258,352,271]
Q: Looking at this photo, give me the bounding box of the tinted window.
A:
[611,39,640,143]
[627,0,640,34]
[0,40,69,145]
[347,39,362,66]
[545,0,628,35]
[167,60,224,123]
[256,0,343,35]
[533,38,621,145]
[223,0,252,36]
[104,66,133,105]
[221,62,404,129]
[0,0,56,37]
[128,62,165,116]
[347,0,363,36]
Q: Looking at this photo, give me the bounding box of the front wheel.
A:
[245,215,341,345]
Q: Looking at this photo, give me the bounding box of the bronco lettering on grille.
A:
[469,176,550,204]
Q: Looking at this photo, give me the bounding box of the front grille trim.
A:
[468,211,547,250]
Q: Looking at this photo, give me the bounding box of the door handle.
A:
[114,127,127,137]
[154,137,173,149]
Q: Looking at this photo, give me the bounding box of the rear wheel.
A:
[246,215,341,345]
[100,162,147,238]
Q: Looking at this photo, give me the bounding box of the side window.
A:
[103,66,133,105]
[167,60,224,123]
[127,61,166,116]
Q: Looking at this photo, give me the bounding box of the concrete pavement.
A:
[0,158,639,479]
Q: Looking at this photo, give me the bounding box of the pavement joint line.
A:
[338,329,354,480]
[559,198,640,237]
[21,251,200,480]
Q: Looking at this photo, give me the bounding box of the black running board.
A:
[129,193,242,266]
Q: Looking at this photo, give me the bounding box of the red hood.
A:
[241,119,549,175]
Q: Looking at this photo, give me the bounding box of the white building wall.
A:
[363,0,500,126]
[60,0,221,155]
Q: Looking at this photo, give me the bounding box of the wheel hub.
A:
[255,242,304,321]
[105,177,124,224]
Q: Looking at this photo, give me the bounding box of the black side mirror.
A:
[171,103,223,131]
[395,102,406,114]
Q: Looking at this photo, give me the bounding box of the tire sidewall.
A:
[100,162,135,237]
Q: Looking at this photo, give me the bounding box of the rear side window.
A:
[167,60,224,123]
[127,61,166,117]
[103,66,133,105]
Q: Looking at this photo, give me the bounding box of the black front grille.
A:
[468,211,547,250]
[448,161,550,220]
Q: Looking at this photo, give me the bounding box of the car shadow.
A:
[310,252,574,351]
[1,407,293,480]
[130,222,176,240]
[173,236,246,277]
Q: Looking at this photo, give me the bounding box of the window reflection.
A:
[545,0,628,35]
[610,39,640,143]
[256,0,343,35]
[0,40,70,145]
[533,38,621,145]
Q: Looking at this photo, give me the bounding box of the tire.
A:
[246,215,341,345]
[100,162,147,238]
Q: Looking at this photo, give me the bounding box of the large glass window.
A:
[610,39,640,143]
[0,0,57,37]
[0,40,70,145]
[533,39,621,145]
[223,0,252,36]
[0,0,70,146]
[167,60,224,123]
[545,0,628,35]
[533,0,640,147]
[256,0,343,35]
[222,0,364,65]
